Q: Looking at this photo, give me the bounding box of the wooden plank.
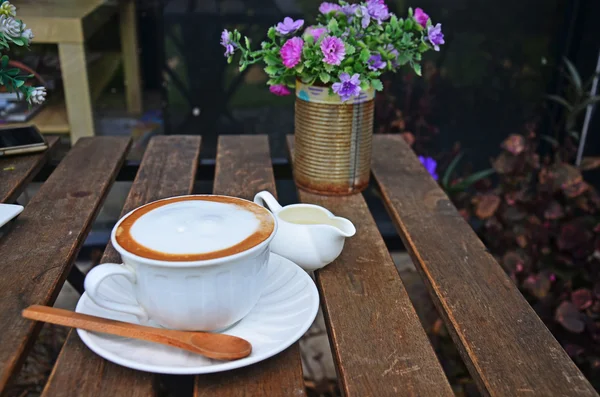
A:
[371,134,598,396]
[59,42,95,142]
[42,135,201,397]
[0,136,59,203]
[0,137,130,392]
[194,135,306,397]
[287,136,453,396]
[119,0,143,114]
[17,0,114,43]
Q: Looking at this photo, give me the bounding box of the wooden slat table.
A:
[0,134,596,397]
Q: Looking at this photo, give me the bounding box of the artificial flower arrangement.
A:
[220,0,444,102]
[0,0,45,104]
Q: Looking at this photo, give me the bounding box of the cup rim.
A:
[110,194,278,267]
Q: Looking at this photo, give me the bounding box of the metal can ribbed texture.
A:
[293,81,374,195]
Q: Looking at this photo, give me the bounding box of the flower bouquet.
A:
[0,1,45,105]
[221,0,444,194]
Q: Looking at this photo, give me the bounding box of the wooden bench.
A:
[0,134,596,396]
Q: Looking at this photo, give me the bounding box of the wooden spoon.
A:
[22,305,251,360]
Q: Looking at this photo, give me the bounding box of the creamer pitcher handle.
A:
[253,191,282,213]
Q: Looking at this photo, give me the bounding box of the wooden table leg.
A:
[58,42,95,143]
[120,0,142,114]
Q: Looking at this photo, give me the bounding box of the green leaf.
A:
[345,44,356,56]
[442,152,464,188]
[370,78,383,91]
[359,48,370,63]
[571,96,600,115]
[404,19,413,30]
[264,65,279,75]
[6,68,19,76]
[546,94,573,111]
[304,59,313,68]
[327,18,339,34]
[569,130,580,140]
[10,38,24,46]
[412,63,422,76]
[295,63,304,73]
[447,169,495,193]
[563,57,583,96]
[324,63,334,73]
[319,72,330,84]
[267,27,276,40]
[1,55,8,69]
[359,80,370,91]
[244,36,251,50]
[14,79,24,87]
[264,54,279,66]
[397,54,409,65]
[418,41,429,53]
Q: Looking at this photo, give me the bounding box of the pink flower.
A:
[320,36,346,65]
[304,25,327,41]
[269,84,291,96]
[414,8,429,28]
[319,2,341,14]
[280,37,304,68]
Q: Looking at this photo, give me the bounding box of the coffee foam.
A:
[115,196,275,261]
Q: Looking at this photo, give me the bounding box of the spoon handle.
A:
[22,305,251,360]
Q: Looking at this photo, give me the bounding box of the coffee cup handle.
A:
[253,191,282,213]
[84,263,149,323]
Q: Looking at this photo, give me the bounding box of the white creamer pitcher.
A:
[253,191,356,271]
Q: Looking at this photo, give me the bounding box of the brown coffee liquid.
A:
[115,196,275,261]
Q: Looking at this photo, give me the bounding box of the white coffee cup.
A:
[84,195,277,331]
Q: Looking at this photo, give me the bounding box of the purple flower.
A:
[356,5,371,28]
[269,84,291,96]
[220,29,235,57]
[276,17,304,35]
[332,73,361,102]
[414,8,429,28]
[418,156,438,180]
[367,53,386,70]
[280,37,304,68]
[304,25,327,41]
[319,2,341,14]
[320,36,346,65]
[341,3,358,16]
[427,23,445,51]
[366,0,390,23]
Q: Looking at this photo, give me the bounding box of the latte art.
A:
[115,196,275,261]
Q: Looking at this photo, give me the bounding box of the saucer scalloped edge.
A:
[75,253,320,374]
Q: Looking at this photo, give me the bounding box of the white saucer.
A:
[0,203,23,228]
[75,253,320,374]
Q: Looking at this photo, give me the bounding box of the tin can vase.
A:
[293,80,375,195]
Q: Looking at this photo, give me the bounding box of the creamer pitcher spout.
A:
[253,191,356,271]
